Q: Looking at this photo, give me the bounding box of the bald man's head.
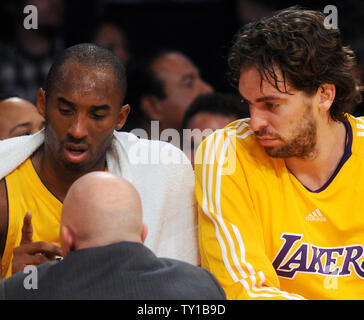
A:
[0,97,45,140]
[60,172,146,256]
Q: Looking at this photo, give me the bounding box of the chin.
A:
[264,143,296,158]
[61,155,95,172]
[264,147,283,158]
[63,161,89,172]
[264,143,316,159]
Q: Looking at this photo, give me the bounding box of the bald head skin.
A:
[60,172,147,257]
[0,97,44,140]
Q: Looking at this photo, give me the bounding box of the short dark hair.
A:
[228,6,362,122]
[182,92,250,129]
[126,50,168,103]
[124,49,176,130]
[45,43,127,103]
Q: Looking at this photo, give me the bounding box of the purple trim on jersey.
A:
[0,179,9,258]
[31,160,63,204]
[304,119,352,193]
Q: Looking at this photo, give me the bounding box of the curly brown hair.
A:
[228,6,362,122]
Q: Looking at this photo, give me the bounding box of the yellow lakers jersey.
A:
[2,158,62,278]
[195,115,364,300]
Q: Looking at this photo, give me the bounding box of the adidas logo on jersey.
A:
[306,208,326,222]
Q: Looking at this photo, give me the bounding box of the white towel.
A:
[0,130,199,265]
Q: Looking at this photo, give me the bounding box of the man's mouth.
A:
[63,144,89,163]
[256,136,278,146]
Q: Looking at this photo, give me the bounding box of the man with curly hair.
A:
[195,6,363,300]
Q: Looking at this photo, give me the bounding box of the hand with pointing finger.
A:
[11,211,62,275]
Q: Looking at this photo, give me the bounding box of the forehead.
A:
[0,98,40,120]
[0,98,43,136]
[50,62,121,105]
[238,67,294,101]
[151,53,199,82]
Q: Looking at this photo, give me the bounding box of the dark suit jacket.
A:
[0,241,225,300]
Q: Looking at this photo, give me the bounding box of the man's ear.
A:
[141,223,148,244]
[116,104,131,130]
[140,96,164,121]
[60,225,74,257]
[36,88,46,118]
[317,83,336,112]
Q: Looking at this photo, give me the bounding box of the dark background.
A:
[0,0,363,113]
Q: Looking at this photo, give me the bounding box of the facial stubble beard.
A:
[263,103,318,159]
[43,120,112,174]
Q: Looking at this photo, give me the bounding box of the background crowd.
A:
[0,0,363,153]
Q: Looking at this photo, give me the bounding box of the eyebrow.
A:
[58,97,75,107]
[58,97,111,111]
[90,104,111,111]
[241,94,285,104]
[9,122,31,134]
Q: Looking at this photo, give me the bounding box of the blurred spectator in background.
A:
[0,0,64,103]
[0,94,44,140]
[236,0,275,24]
[124,50,213,136]
[351,38,364,116]
[91,21,131,66]
[182,92,249,166]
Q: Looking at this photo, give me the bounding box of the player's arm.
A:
[195,129,305,300]
[0,177,62,278]
[0,178,8,278]
[11,211,63,275]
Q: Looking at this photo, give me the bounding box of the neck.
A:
[74,237,142,252]
[31,146,106,202]
[284,119,347,191]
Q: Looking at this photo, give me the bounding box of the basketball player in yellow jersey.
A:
[0,44,198,280]
[195,7,363,299]
[0,44,131,278]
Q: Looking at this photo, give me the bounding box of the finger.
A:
[20,211,33,245]
[34,253,54,264]
[23,254,50,266]
[15,241,62,257]
[43,242,63,260]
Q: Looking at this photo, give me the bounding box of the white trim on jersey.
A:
[201,120,305,300]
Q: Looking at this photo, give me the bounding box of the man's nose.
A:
[249,106,269,133]
[68,115,88,139]
[198,79,214,95]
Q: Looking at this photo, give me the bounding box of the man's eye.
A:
[183,81,194,89]
[187,81,195,88]
[59,108,72,115]
[91,113,106,120]
[266,103,279,109]
[11,131,31,138]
